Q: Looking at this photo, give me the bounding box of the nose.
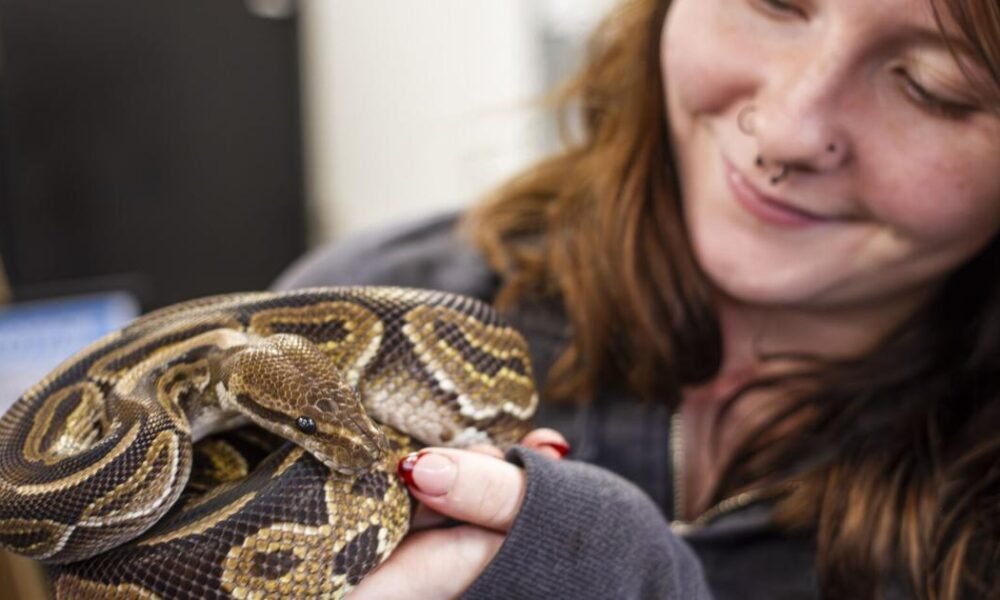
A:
[743,50,852,175]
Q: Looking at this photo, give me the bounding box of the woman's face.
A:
[663,0,1000,313]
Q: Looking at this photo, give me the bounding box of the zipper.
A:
[668,410,794,535]
[670,410,686,522]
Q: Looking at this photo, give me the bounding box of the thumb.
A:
[398,448,527,532]
[347,525,504,599]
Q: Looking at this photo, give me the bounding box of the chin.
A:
[712,275,818,307]
[693,241,831,308]
[686,212,829,309]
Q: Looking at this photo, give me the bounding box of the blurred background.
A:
[0,2,614,594]
[0,0,615,396]
[0,0,617,307]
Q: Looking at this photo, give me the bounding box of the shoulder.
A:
[271,211,500,301]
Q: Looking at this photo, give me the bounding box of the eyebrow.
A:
[899,23,977,59]
[898,20,998,92]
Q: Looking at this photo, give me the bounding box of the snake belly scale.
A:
[0,287,538,598]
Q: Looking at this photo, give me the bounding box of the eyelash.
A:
[894,69,977,120]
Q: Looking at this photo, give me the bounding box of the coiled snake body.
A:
[0,287,537,598]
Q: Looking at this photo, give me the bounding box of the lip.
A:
[723,159,843,227]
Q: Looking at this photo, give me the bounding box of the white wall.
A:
[298,0,617,244]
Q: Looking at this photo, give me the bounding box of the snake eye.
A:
[295,416,317,435]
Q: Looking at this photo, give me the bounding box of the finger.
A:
[398,448,526,532]
[347,525,504,600]
[409,441,505,530]
[465,444,504,459]
[520,427,571,459]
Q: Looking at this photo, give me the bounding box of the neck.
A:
[676,289,931,517]
[707,289,930,390]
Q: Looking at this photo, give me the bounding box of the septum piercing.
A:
[754,154,790,185]
[768,162,790,185]
[741,104,841,185]
[762,143,837,185]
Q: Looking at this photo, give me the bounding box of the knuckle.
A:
[474,468,521,529]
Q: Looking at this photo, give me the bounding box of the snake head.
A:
[217,334,389,474]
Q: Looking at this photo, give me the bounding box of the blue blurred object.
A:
[0,293,140,412]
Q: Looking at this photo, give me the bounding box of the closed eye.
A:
[753,0,808,19]
[893,68,978,119]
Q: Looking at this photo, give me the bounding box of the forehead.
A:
[813,0,990,75]
[832,0,950,42]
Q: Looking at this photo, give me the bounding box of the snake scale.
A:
[0,286,538,598]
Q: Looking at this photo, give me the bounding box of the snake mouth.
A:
[346,406,388,448]
[332,414,389,471]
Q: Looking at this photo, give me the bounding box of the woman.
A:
[277,0,1000,597]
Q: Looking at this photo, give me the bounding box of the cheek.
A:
[662,0,759,120]
[853,94,1000,253]
[869,153,1000,266]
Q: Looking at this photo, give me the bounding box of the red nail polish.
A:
[539,441,571,458]
[397,452,423,492]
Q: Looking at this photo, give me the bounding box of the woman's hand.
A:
[347,428,570,599]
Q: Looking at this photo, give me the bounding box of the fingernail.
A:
[397,452,423,491]
[538,441,571,458]
[396,451,455,497]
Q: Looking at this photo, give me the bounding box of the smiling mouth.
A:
[723,159,851,227]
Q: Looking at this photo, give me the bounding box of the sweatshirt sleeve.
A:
[462,448,713,600]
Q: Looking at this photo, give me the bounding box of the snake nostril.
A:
[296,416,317,435]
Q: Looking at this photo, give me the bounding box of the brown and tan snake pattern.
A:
[0,287,537,598]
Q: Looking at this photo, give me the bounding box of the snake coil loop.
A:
[0,286,537,599]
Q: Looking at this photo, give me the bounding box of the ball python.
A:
[0,286,538,598]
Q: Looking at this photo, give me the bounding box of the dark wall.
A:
[0,0,306,309]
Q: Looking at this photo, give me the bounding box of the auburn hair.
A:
[463,0,1000,598]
